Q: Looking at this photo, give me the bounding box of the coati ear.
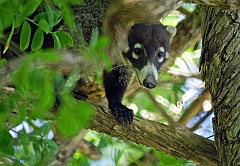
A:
[165,26,176,42]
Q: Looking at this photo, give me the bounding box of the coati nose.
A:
[143,77,157,89]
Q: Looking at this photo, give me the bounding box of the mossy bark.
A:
[200,6,240,166]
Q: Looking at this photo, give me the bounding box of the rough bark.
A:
[89,105,218,165]
[184,0,240,10]
[200,6,240,166]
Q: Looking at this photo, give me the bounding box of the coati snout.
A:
[123,23,174,89]
[104,23,176,125]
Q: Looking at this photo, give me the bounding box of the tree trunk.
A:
[200,6,240,166]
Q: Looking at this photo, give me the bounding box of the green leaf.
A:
[0,129,14,155]
[89,28,99,48]
[12,103,27,126]
[18,130,30,154]
[72,152,89,166]
[55,31,73,46]
[0,58,7,67]
[57,99,93,136]
[31,28,44,51]
[0,0,8,5]
[41,122,50,136]
[28,134,41,142]
[20,20,31,51]
[22,0,42,18]
[33,143,42,164]
[0,1,14,33]
[44,139,58,149]
[38,19,49,33]
[154,150,187,165]
[95,35,110,51]
[51,32,62,48]
[34,11,62,30]
[62,2,75,31]
[3,20,14,54]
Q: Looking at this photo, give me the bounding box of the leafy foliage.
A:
[0,1,209,165]
[0,0,100,165]
[0,0,76,52]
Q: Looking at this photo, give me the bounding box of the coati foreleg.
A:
[103,64,133,126]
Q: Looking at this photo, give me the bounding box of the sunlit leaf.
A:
[72,151,89,166]
[3,20,14,54]
[154,150,187,165]
[20,20,31,51]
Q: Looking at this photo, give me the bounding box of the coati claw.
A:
[109,103,133,126]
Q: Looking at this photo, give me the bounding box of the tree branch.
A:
[0,51,95,88]
[49,103,218,165]
[161,6,202,71]
[178,89,211,126]
[184,0,240,10]
[89,104,218,165]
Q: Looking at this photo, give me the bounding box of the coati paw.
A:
[109,103,133,126]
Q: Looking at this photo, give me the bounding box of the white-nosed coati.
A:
[104,23,176,125]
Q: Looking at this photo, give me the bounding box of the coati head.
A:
[123,23,176,89]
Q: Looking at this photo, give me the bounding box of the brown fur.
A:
[103,0,182,62]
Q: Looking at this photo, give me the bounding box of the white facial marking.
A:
[159,47,164,52]
[138,64,149,84]
[137,63,158,85]
[132,53,139,59]
[132,43,142,59]
[157,47,165,63]
[158,56,164,63]
[134,43,142,49]
[151,64,158,81]
[165,52,169,59]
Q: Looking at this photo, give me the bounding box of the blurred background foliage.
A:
[0,0,213,165]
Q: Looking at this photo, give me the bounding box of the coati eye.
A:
[157,47,165,63]
[134,48,143,55]
[157,52,164,58]
[157,52,165,63]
